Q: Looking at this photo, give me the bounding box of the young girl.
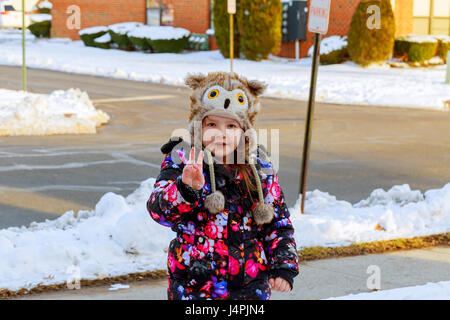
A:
[147,72,299,300]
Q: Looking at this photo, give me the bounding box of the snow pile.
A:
[128,25,190,41]
[0,179,449,292]
[0,35,448,110]
[79,26,108,36]
[0,88,110,136]
[308,35,347,56]
[0,28,35,42]
[30,14,52,23]
[95,33,111,44]
[38,1,53,10]
[0,178,171,292]
[327,281,450,300]
[109,22,144,35]
[290,183,450,248]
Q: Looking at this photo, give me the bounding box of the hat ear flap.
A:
[246,79,267,97]
[185,73,207,90]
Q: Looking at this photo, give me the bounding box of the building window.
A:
[413,0,450,35]
[146,0,174,26]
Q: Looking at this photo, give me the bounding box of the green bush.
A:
[109,30,132,50]
[212,0,240,59]
[38,7,51,14]
[436,39,449,63]
[237,0,282,61]
[347,0,396,66]
[28,20,51,38]
[128,36,151,51]
[187,34,209,51]
[146,36,189,53]
[79,27,109,48]
[320,48,349,65]
[408,41,438,62]
[394,37,411,58]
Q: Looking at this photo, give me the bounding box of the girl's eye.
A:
[237,93,245,105]
[227,124,237,128]
[207,122,216,127]
[208,89,219,99]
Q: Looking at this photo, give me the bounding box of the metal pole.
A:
[22,0,27,91]
[229,13,234,73]
[299,32,321,213]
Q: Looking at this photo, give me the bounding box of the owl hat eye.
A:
[208,89,219,99]
[237,93,245,105]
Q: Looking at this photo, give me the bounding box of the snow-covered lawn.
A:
[0,32,448,110]
[0,178,449,292]
[0,88,110,136]
[327,281,450,300]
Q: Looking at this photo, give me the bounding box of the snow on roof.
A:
[127,25,190,40]
[78,26,109,36]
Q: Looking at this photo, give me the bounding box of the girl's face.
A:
[202,115,243,161]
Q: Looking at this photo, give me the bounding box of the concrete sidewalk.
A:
[16,245,450,300]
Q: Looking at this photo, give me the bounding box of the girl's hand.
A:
[269,277,291,293]
[182,147,205,191]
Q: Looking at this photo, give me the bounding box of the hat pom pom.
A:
[253,203,275,225]
[204,191,225,214]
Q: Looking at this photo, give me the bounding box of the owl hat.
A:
[184,71,274,225]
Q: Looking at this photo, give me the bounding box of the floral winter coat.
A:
[147,138,299,300]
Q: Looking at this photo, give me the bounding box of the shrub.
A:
[436,37,449,63]
[28,20,51,38]
[93,33,112,50]
[79,26,109,48]
[37,1,52,14]
[212,0,240,59]
[237,0,282,61]
[147,36,189,53]
[187,34,210,51]
[394,35,440,63]
[308,36,348,65]
[408,41,438,62]
[394,36,411,58]
[347,0,396,66]
[108,22,143,50]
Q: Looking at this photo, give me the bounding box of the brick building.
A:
[51,0,449,58]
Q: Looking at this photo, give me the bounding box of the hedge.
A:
[28,20,51,38]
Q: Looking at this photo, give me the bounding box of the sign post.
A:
[228,0,236,73]
[299,0,330,213]
[22,0,27,91]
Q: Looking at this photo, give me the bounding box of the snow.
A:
[78,26,108,36]
[0,31,448,110]
[0,88,110,136]
[308,35,347,56]
[108,22,144,35]
[94,33,111,44]
[127,25,190,41]
[0,28,35,42]
[30,13,51,23]
[327,281,450,300]
[108,284,130,291]
[38,1,52,10]
[290,183,450,248]
[0,179,449,292]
